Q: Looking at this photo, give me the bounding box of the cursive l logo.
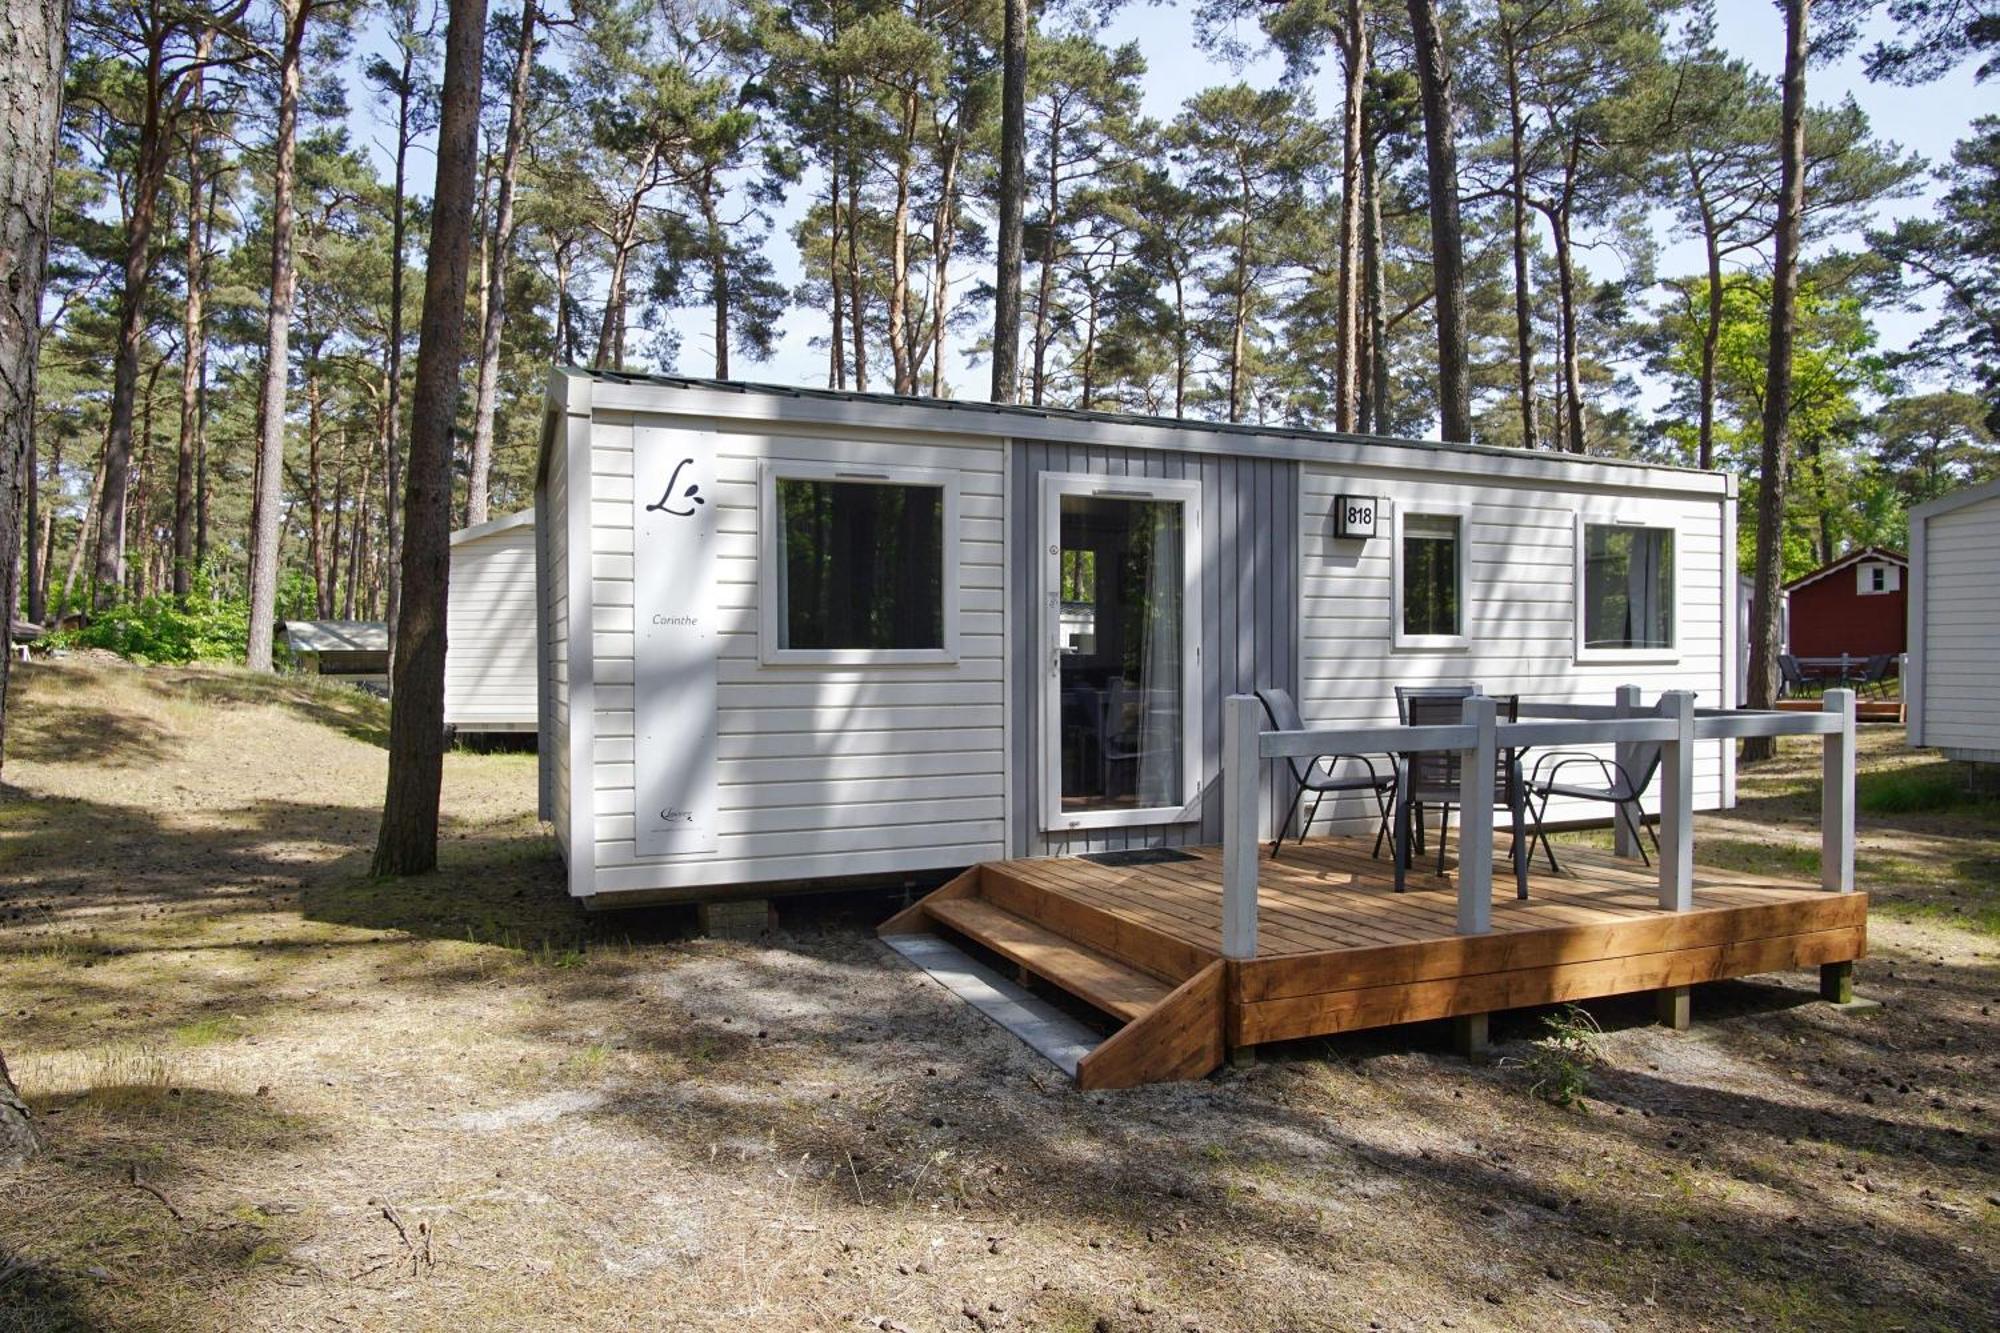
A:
[645,458,706,517]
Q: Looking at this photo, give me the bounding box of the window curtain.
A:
[1136,503,1182,808]
[1625,530,1670,648]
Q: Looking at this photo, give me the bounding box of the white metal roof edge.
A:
[1909,474,2000,524]
[278,620,390,652]
[547,367,1732,499]
[451,507,536,546]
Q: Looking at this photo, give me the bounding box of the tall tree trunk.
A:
[702,183,730,379]
[58,436,105,624]
[1228,186,1250,423]
[375,0,486,875]
[194,251,211,573]
[888,89,917,395]
[327,431,345,608]
[172,48,210,597]
[1501,20,1537,450]
[1030,104,1063,407]
[306,352,328,615]
[1745,0,1809,761]
[1363,118,1388,433]
[245,0,309,671]
[846,157,865,391]
[128,356,164,598]
[991,0,1026,404]
[1695,178,1724,470]
[1,0,69,1169]
[828,92,844,390]
[466,0,537,527]
[930,111,964,397]
[23,419,40,623]
[384,27,417,683]
[1405,0,1471,442]
[1549,195,1585,453]
[1334,1,1368,432]
[94,24,179,604]
[1171,270,1187,419]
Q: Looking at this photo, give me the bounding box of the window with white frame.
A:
[1578,521,1675,654]
[1393,510,1467,649]
[1857,562,1898,595]
[760,462,959,665]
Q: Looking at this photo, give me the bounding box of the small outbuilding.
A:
[534,369,1746,908]
[1782,546,1907,660]
[278,620,389,687]
[1908,476,2000,776]
[446,508,539,735]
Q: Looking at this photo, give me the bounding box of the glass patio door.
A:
[1039,474,1202,832]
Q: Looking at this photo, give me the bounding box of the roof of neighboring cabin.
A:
[540,367,1735,499]
[279,620,388,654]
[451,507,535,546]
[1783,546,1908,593]
[1910,474,2000,523]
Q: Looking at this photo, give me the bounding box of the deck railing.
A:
[1219,687,1858,960]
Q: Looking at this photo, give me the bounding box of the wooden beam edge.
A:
[1076,960,1228,1092]
[1234,925,1866,1045]
[1236,893,1870,1004]
[877,866,984,936]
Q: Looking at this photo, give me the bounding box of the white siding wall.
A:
[1919,493,2000,757]
[1297,466,1732,832]
[448,520,538,729]
[583,413,1008,897]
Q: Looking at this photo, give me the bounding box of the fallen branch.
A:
[127,1165,186,1226]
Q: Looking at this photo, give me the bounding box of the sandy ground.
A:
[0,660,1995,1333]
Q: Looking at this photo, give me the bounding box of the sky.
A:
[358,3,1991,418]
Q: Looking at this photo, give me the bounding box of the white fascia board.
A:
[578,378,1731,500]
[451,507,537,546]
[1910,474,2000,523]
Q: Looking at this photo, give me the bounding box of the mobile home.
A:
[535,369,1741,907]
[446,508,539,735]
[1908,475,2000,775]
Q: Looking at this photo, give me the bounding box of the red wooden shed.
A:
[1782,547,1908,659]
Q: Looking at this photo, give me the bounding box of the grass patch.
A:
[1857,766,1988,814]
[169,1015,249,1047]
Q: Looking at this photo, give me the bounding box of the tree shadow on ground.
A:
[4,1083,332,1331]
[510,929,1997,1330]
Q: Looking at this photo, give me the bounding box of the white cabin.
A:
[446,509,539,735]
[536,370,1741,907]
[1908,475,2000,768]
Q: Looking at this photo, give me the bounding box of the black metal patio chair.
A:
[1852,653,1895,699]
[1255,687,1397,860]
[1778,653,1812,699]
[1391,686,1529,899]
[1523,696,1669,874]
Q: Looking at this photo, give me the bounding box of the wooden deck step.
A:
[927,898,1174,1023]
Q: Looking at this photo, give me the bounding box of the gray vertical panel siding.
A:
[1009,440,1299,857]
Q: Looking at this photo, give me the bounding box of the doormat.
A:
[1078,847,1199,867]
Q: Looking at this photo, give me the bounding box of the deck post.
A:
[1821,689,1856,894]
[1612,684,1644,859]
[1457,695,1497,936]
[1222,694,1262,961]
[1657,689,1697,912]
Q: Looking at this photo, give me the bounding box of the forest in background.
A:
[21,0,2000,645]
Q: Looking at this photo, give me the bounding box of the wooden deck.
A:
[880,836,1867,1089]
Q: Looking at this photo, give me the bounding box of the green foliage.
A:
[1518,1005,1603,1109]
[48,588,252,665]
